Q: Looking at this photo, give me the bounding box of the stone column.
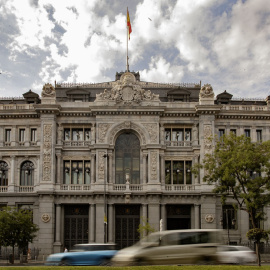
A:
[25,125,30,147]
[56,153,61,184]
[160,204,166,231]
[108,153,113,184]
[143,153,147,184]
[91,124,96,144]
[108,204,114,243]
[193,155,199,184]
[89,204,95,242]
[8,155,15,192]
[11,126,16,147]
[53,204,62,253]
[160,153,165,185]
[160,124,164,144]
[142,204,147,238]
[95,203,105,243]
[91,153,95,183]
[194,204,200,229]
[148,203,160,232]
[0,126,3,146]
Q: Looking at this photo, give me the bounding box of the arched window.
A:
[115,133,140,184]
[20,161,34,186]
[0,161,8,186]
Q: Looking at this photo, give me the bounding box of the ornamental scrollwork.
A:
[199,83,214,99]
[95,72,159,105]
[42,83,56,98]
[43,124,52,181]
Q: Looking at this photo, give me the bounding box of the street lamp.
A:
[103,154,108,243]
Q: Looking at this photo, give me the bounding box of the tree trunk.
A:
[256,241,261,266]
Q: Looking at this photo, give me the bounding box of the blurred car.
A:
[112,229,222,266]
[45,243,118,266]
[217,245,256,264]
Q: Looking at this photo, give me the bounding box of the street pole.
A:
[226,209,230,245]
[103,154,108,243]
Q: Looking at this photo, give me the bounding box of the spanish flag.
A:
[127,8,132,40]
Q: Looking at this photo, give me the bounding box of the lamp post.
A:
[103,154,108,243]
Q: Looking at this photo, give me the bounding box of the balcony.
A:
[0,186,8,192]
[63,141,92,147]
[18,186,34,192]
[165,141,192,147]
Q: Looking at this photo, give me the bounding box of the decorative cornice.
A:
[0,114,39,119]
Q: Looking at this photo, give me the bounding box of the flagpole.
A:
[126,7,129,72]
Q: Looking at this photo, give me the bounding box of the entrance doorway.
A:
[166,205,191,230]
[64,205,89,250]
[115,205,140,249]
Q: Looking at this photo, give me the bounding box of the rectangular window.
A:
[165,127,192,144]
[244,129,251,137]
[218,129,225,140]
[256,130,262,142]
[63,160,91,185]
[31,129,37,142]
[72,129,83,141]
[222,205,237,230]
[64,129,70,140]
[5,129,11,142]
[230,129,236,135]
[165,160,192,185]
[19,129,25,142]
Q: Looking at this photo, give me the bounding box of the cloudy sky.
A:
[0,0,270,98]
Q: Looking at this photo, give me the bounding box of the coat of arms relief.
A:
[95,72,159,105]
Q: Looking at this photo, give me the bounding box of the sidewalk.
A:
[0,259,45,267]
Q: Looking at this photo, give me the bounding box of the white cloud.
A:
[0,0,270,98]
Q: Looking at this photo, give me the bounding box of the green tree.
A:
[0,207,39,263]
[194,133,270,266]
[137,217,156,239]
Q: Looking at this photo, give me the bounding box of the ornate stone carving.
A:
[109,122,146,145]
[143,123,158,143]
[42,83,56,98]
[98,152,106,179]
[205,214,214,223]
[150,151,158,180]
[98,123,112,143]
[199,84,214,99]
[41,213,51,223]
[95,72,159,105]
[204,125,212,151]
[43,124,52,181]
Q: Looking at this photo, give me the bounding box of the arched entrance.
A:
[115,133,140,184]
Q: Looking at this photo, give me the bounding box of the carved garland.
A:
[98,151,106,180]
[98,123,112,143]
[204,125,212,152]
[150,151,158,180]
[43,124,52,181]
[143,123,158,143]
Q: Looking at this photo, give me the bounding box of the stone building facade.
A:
[0,71,270,255]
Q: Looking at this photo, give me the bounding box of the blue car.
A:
[45,243,118,266]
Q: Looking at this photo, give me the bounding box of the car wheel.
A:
[60,259,71,266]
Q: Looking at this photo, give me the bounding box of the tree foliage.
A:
[199,133,270,228]
[0,207,39,262]
[195,133,270,266]
[137,216,156,239]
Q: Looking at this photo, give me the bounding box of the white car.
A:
[217,245,256,264]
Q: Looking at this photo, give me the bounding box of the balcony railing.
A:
[165,184,196,191]
[165,141,192,147]
[0,186,8,192]
[63,141,92,147]
[19,186,34,192]
[60,184,91,191]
